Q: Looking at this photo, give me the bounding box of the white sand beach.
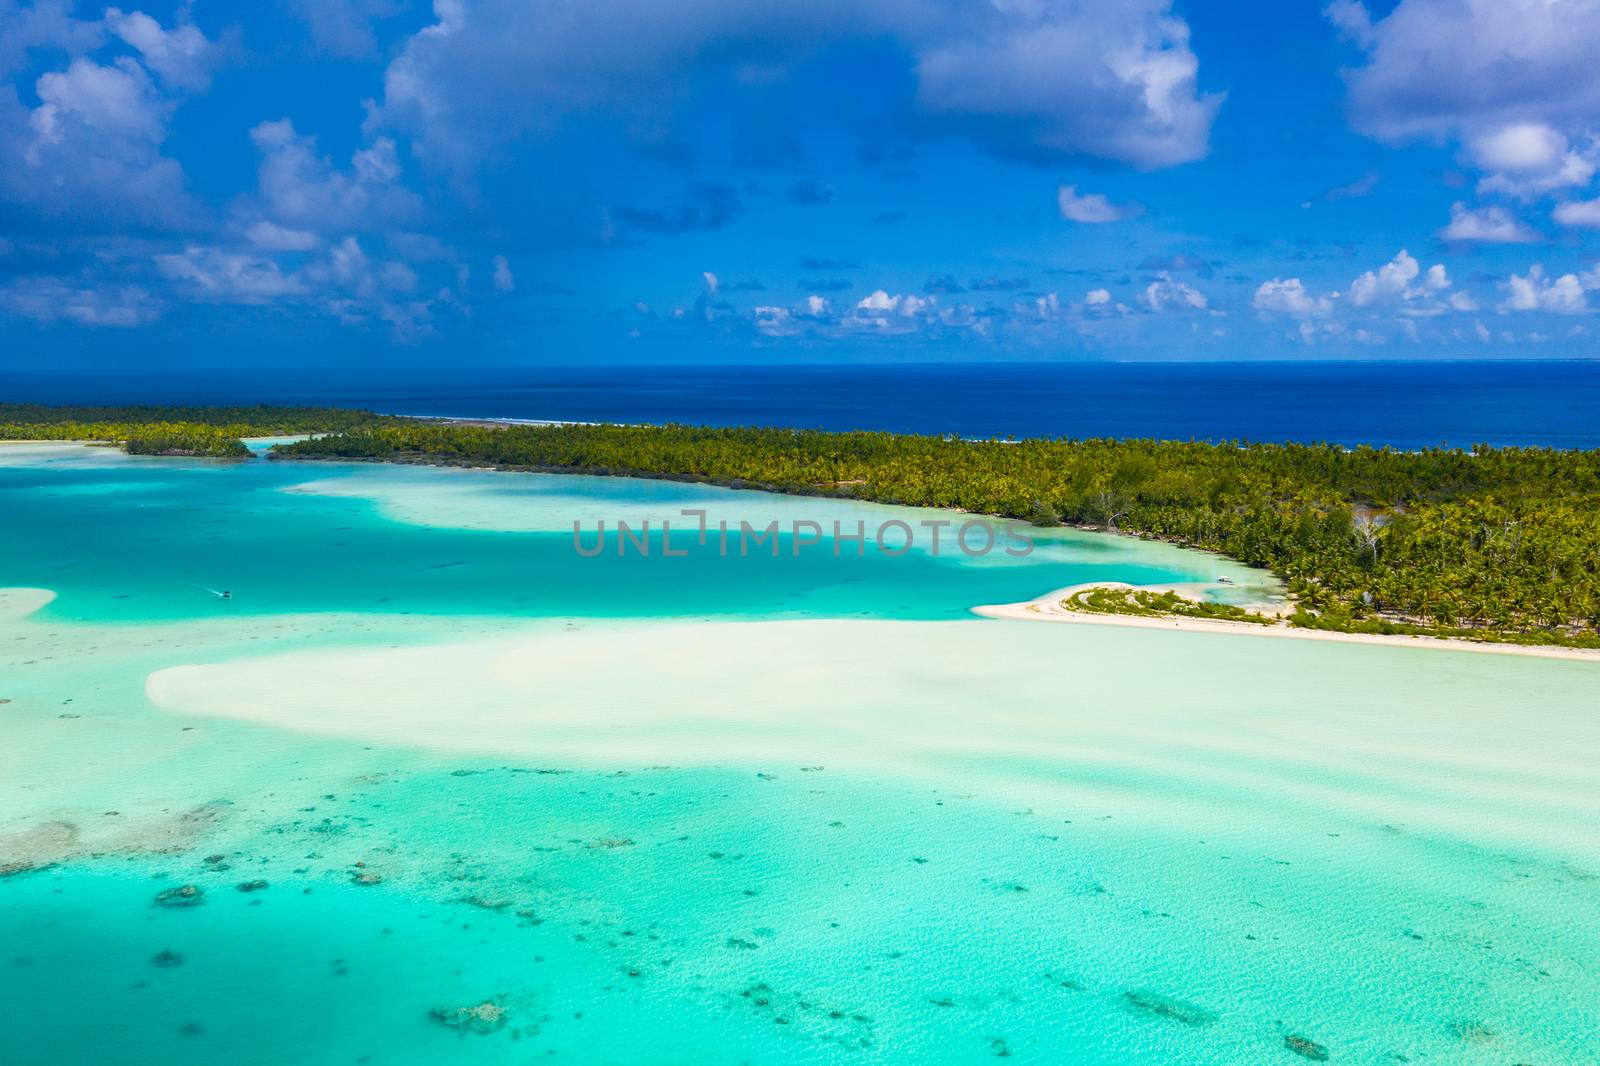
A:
[974,581,1600,662]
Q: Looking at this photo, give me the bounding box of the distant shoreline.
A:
[11,439,1599,660]
[973,582,1600,662]
[401,414,598,428]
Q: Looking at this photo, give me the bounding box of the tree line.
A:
[273,421,1600,644]
[0,403,385,458]
[7,404,1596,644]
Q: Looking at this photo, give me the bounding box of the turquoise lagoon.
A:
[1,444,1597,1065]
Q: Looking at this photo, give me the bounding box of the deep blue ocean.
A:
[5,361,1600,448]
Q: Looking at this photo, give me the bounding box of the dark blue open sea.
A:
[5,361,1600,448]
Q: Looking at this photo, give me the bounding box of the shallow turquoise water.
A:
[2,445,1597,1065]
[0,448,1231,625]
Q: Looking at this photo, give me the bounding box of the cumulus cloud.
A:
[1439,202,1539,244]
[1503,264,1590,313]
[752,305,798,336]
[0,2,105,79]
[1254,249,1464,325]
[32,56,166,142]
[1466,123,1597,199]
[0,9,218,230]
[143,233,451,341]
[4,57,188,225]
[1057,184,1143,223]
[1252,277,1330,317]
[374,0,1220,176]
[105,8,219,92]
[1138,272,1207,312]
[247,118,419,234]
[1349,249,1429,307]
[849,289,935,330]
[913,2,1221,167]
[1332,1,1600,208]
[1554,197,1600,228]
[1333,0,1600,142]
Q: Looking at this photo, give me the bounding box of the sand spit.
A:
[973,582,1600,663]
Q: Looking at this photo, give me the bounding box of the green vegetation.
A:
[273,421,1600,646]
[0,403,386,458]
[124,428,254,458]
[1066,587,1278,626]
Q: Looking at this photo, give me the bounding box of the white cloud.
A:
[1254,250,1467,324]
[1,53,192,228]
[491,253,514,292]
[0,274,161,327]
[144,233,443,343]
[248,119,418,233]
[1474,122,1562,168]
[1348,249,1420,307]
[376,0,1220,176]
[1554,197,1600,228]
[1057,184,1142,223]
[1467,123,1597,199]
[752,305,797,336]
[156,246,307,303]
[1334,1,1600,143]
[1344,248,1454,311]
[804,294,831,316]
[105,8,218,92]
[245,220,319,251]
[1084,287,1111,306]
[849,288,936,330]
[1139,272,1206,312]
[1252,277,1330,317]
[1324,0,1374,47]
[31,57,166,143]
[1503,264,1589,313]
[914,4,1221,168]
[1439,202,1539,244]
[0,3,105,80]
[1333,2,1600,205]
[0,10,222,230]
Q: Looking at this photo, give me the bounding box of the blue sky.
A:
[2,0,1600,366]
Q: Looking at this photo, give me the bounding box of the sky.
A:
[2,0,1600,367]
